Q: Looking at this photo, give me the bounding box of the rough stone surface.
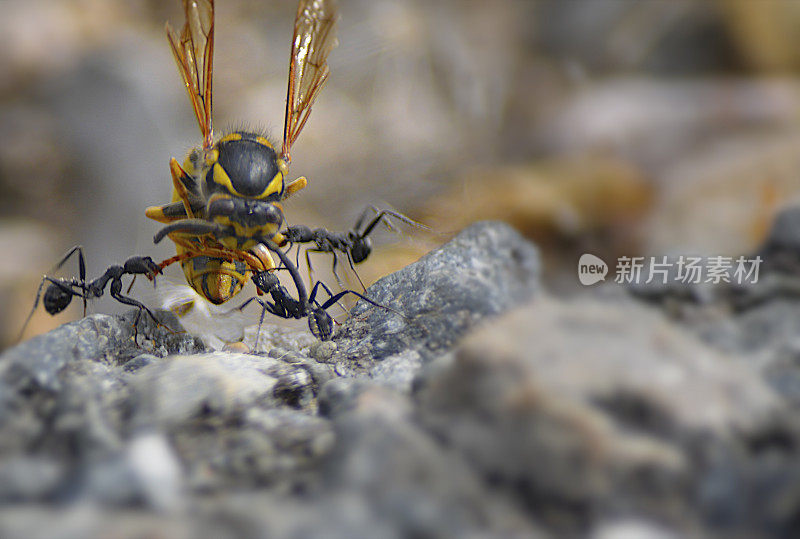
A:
[2,220,800,538]
[332,221,541,378]
[415,297,798,536]
[631,206,800,409]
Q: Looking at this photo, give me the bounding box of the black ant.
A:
[20,246,162,340]
[245,238,400,340]
[281,206,427,289]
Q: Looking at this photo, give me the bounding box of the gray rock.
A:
[0,457,64,502]
[590,519,682,539]
[415,295,787,535]
[756,205,800,274]
[130,352,282,429]
[173,407,334,491]
[317,377,380,419]
[81,432,183,511]
[7,217,800,537]
[317,384,544,538]
[333,221,540,380]
[0,311,202,393]
[0,314,135,393]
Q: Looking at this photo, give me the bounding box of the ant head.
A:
[252,270,280,294]
[308,307,333,341]
[43,282,73,315]
[350,237,372,264]
[123,256,160,277]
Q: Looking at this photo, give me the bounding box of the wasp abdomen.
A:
[183,255,249,305]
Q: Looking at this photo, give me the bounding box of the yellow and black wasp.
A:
[145,0,385,340]
[22,0,392,343]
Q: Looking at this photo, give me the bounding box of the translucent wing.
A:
[142,280,255,349]
[167,0,215,151]
[282,0,339,162]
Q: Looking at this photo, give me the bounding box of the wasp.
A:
[21,0,380,343]
[145,0,354,339]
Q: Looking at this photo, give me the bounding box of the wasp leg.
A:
[168,158,199,219]
[159,240,272,274]
[145,160,203,224]
[145,201,194,224]
[153,219,229,244]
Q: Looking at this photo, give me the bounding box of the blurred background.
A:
[4,0,800,347]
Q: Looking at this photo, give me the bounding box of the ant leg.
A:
[109,277,161,329]
[328,251,348,290]
[307,278,350,317]
[344,250,367,291]
[313,280,406,320]
[19,246,90,340]
[291,241,301,278]
[19,279,48,340]
[237,295,294,351]
[353,205,383,232]
[76,247,87,316]
[304,280,382,341]
[304,247,317,289]
[303,248,347,290]
[358,209,428,238]
[48,245,88,316]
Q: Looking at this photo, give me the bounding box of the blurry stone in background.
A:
[5,0,800,344]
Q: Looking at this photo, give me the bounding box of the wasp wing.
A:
[142,279,256,349]
[282,0,339,162]
[167,0,215,151]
